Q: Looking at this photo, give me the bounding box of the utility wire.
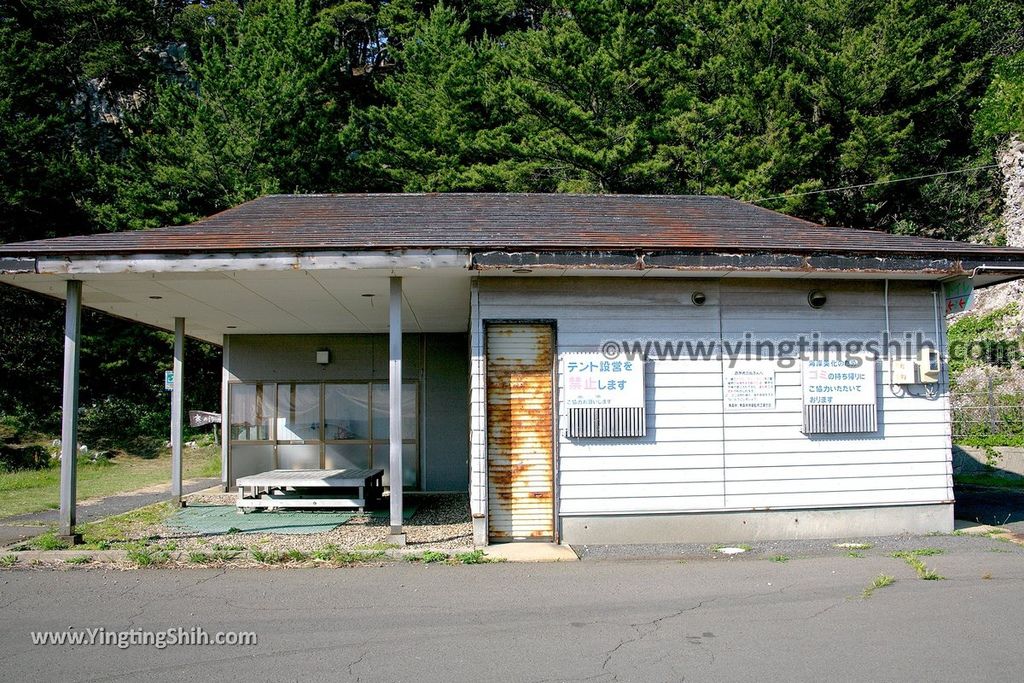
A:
[750,164,998,203]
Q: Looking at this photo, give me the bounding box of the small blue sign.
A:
[164,370,174,391]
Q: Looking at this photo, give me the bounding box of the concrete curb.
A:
[0,546,501,568]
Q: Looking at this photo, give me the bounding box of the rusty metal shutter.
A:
[486,324,555,542]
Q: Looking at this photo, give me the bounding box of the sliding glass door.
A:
[228,381,419,487]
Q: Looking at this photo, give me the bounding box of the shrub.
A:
[0,444,53,472]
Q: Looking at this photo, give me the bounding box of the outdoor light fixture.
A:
[808,290,827,308]
[226,325,237,329]
[148,295,162,300]
[316,350,331,365]
[512,268,532,274]
[691,291,707,306]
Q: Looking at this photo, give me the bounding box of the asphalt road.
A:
[2,536,1023,682]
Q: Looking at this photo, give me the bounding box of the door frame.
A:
[483,319,559,543]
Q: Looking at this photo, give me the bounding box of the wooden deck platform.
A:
[236,468,385,511]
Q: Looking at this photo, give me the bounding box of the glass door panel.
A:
[325,443,371,470]
[325,384,370,440]
[276,383,321,442]
[229,383,274,441]
[371,383,417,440]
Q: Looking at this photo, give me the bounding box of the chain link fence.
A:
[951,376,1024,443]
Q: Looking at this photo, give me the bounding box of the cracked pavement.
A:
[1,535,1023,682]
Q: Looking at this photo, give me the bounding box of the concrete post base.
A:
[57,533,83,546]
[472,517,487,546]
[386,533,407,547]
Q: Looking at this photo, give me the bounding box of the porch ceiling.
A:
[0,268,472,344]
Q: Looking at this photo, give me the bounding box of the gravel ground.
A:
[147,492,473,553]
[572,531,1024,562]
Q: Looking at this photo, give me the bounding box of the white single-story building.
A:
[3,194,1023,545]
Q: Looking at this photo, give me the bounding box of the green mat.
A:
[167,505,416,536]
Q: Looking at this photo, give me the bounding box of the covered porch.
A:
[0,253,472,545]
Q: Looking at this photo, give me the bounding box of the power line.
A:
[749,164,999,203]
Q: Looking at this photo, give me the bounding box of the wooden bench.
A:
[235,468,385,512]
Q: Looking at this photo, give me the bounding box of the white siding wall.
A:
[469,276,952,520]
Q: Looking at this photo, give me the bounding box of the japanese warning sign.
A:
[724,361,778,411]
[562,353,645,409]
[801,356,877,407]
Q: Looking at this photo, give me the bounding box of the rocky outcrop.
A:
[967,135,1024,317]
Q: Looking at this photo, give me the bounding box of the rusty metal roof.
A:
[2,193,1024,259]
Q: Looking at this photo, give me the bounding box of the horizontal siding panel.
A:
[725,434,950,454]
[562,482,724,499]
[558,454,724,471]
[723,409,947,427]
[724,422,949,441]
[559,442,725,457]
[475,277,953,520]
[725,487,952,509]
[560,495,726,514]
[726,461,950,481]
[725,448,949,468]
[561,468,724,485]
[726,474,950,496]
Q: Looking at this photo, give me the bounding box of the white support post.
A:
[387,277,406,545]
[171,317,185,506]
[58,280,82,542]
[220,335,230,492]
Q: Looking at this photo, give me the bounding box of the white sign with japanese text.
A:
[801,356,877,407]
[724,361,778,411]
[562,354,645,409]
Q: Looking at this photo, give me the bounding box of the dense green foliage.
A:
[2,0,1023,439]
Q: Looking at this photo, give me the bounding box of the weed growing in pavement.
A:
[862,574,895,598]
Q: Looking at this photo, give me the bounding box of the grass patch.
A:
[769,555,790,563]
[284,549,309,563]
[892,550,945,580]
[0,554,16,567]
[249,548,285,565]
[78,501,174,548]
[30,532,69,550]
[64,555,92,565]
[0,444,220,520]
[126,547,170,567]
[419,550,449,564]
[846,551,864,558]
[455,550,496,564]
[331,550,385,565]
[862,574,895,598]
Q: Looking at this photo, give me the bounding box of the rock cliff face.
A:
[948,136,1024,433]
[970,136,1024,318]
